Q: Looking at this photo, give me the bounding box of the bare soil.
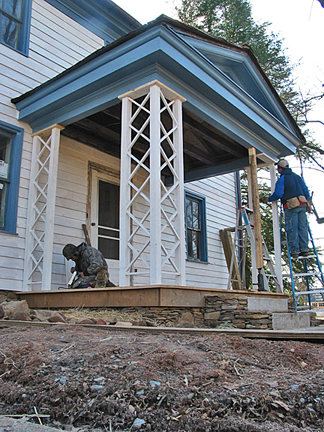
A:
[0,323,324,431]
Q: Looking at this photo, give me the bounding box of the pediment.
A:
[174,31,292,130]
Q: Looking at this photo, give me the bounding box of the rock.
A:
[96,318,107,325]
[176,311,195,327]
[33,310,67,323]
[0,305,4,319]
[7,292,17,300]
[1,300,30,319]
[76,318,96,325]
[11,312,32,321]
[133,418,146,428]
[115,321,133,326]
[204,311,221,321]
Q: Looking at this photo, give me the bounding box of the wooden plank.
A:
[248,147,263,270]
[219,229,242,290]
[2,319,323,341]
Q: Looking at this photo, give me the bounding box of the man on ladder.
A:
[268,159,311,259]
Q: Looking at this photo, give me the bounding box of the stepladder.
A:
[220,207,282,292]
[285,221,324,311]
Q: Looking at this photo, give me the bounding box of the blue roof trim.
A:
[176,32,291,130]
[12,19,303,165]
[44,0,141,43]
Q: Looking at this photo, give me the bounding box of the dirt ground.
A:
[0,323,324,432]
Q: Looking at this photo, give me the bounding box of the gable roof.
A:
[12,15,304,178]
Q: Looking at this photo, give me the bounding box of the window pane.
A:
[192,200,200,230]
[0,182,6,228]
[0,134,11,179]
[98,181,119,229]
[0,14,20,49]
[185,198,192,228]
[98,237,119,260]
[3,0,22,19]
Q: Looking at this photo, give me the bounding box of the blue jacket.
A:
[268,167,310,206]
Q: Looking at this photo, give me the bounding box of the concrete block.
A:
[272,312,311,330]
[248,297,288,313]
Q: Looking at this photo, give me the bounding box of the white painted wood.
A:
[0,0,105,291]
[23,134,41,291]
[172,98,186,286]
[149,84,162,285]
[42,126,63,290]
[270,163,283,292]
[119,96,132,287]
[246,166,258,290]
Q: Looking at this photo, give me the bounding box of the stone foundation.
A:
[204,295,273,329]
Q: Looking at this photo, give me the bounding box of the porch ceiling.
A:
[61,102,248,182]
[12,16,305,179]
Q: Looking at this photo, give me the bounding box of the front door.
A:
[91,170,119,285]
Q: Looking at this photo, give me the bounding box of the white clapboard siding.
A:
[184,175,236,289]
[0,0,104,291]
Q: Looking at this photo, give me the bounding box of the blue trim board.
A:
[185,190,208,263]
[0,121,24,235]
[44,0,141,43]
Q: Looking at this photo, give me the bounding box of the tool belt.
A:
[284,195,307,210]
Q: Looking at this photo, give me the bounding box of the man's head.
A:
[62,244,79,261]
[276,158,289,173]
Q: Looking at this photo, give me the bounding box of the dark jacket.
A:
[268,167,310,206]
[75,242,108,276]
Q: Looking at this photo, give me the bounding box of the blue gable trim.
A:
[12,18,304,175]
[0,121,24,235]
[44,0,141,43]
[176,32,292,130]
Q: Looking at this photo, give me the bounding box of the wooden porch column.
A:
[248,147,263,271]
[270,163,283,292]
[23,124,64,291]
[118,80,186,287]
[246,166,258,290]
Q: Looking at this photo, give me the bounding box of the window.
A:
[185,191,208,262]
[0,0,32,55]
[0,121,23,234]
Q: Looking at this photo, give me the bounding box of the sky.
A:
[115,0,324,243]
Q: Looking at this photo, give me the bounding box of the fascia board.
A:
[29,66,160,132]
[14,26,165,120]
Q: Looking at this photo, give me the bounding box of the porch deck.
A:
[16,285,288,309]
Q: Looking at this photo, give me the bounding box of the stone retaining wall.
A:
[204,295,273,329]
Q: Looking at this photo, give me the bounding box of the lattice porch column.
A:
[118,80,186,287]
[23,124,64,291]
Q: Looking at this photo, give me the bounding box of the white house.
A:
[0,0,304,292]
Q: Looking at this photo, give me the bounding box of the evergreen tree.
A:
[176,0,323,291]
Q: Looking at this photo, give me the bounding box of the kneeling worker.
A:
[63,242,109,289]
